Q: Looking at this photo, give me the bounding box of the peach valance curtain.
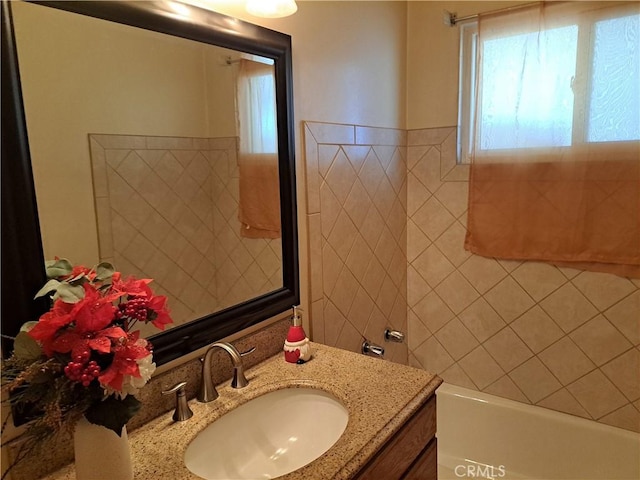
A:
[238,153,281,239]
[464,2,640,278]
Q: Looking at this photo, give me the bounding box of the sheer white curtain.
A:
[237,59,277,155]
[464,1,640,277]
[236,59,280,239]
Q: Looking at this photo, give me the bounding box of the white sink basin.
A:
[184,387,349,479]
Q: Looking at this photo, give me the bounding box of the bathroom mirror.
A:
[1,0,299,365]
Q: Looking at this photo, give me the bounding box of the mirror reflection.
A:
[11,1,283,336]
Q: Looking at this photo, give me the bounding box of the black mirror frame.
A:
[1,0,299,366]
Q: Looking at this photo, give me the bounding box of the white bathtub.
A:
[436,383,640,480]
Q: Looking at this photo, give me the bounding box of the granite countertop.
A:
[43,343,441,480]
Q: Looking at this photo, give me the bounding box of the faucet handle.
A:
[384,329,405,343]
[162,381,193,422]
[228,345,254,389]
[229,346,254,389]
[362,340,385,358]
[240,346,256,357]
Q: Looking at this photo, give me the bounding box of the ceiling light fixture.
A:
[245,0,298,18]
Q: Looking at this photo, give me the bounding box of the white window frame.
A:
[456,20,478,165]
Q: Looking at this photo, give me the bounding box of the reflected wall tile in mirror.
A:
[89,134,282,336]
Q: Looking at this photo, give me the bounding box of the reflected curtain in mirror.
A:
[237,59,281,239]
[464,1,640,278]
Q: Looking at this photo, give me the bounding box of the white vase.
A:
[74,416,133,480]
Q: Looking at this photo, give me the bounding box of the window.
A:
[457,4,640,164]
[237,58,278,154]
[462,2,640,277]
[236,58,281,240]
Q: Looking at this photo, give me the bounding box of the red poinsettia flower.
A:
[112,275,172,330]
[71,284,121,334]
[98,332,152,393]
[51,326,127,359]
[29,284,123,357]
[148,295,172,330]
[28,300,75,355]
[111,275,154,298]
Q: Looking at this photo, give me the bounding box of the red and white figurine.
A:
[284,306,311,364]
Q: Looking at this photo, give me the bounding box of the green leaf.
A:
[13,331,42,361]
[85,395,141,436]
[34,279,62,299]
[45,259,73,279]
[67,272,88,284]
[19,321,39,333]
[95,262,115,282]
[53,283,85,303]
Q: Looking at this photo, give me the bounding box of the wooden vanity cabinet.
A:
[354,393,437,480]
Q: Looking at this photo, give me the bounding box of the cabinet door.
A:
[355,395,436,480]
[403,438,438,480]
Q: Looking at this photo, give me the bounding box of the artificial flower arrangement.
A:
[1,258,172,469]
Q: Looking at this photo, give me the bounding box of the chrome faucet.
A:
[198,342,254,403]
[362,340,385,358]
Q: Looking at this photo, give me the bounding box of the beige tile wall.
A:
[303,121,639,432]
[90,134,281,335]
[406,127,640,433]
[304,122,408,363]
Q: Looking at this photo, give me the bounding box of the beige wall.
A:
[202,1,408,129]
[5,4,640,478]
[12,1,238,265]
[5,6,408,475]
[405,127,640,433]
[299,118,640,435]
[12,1,408,327]
[403,1,639,434]
[243,1,409,323]
[303,121,409,363]
[406,0,525,129]
[296,0,640,434]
